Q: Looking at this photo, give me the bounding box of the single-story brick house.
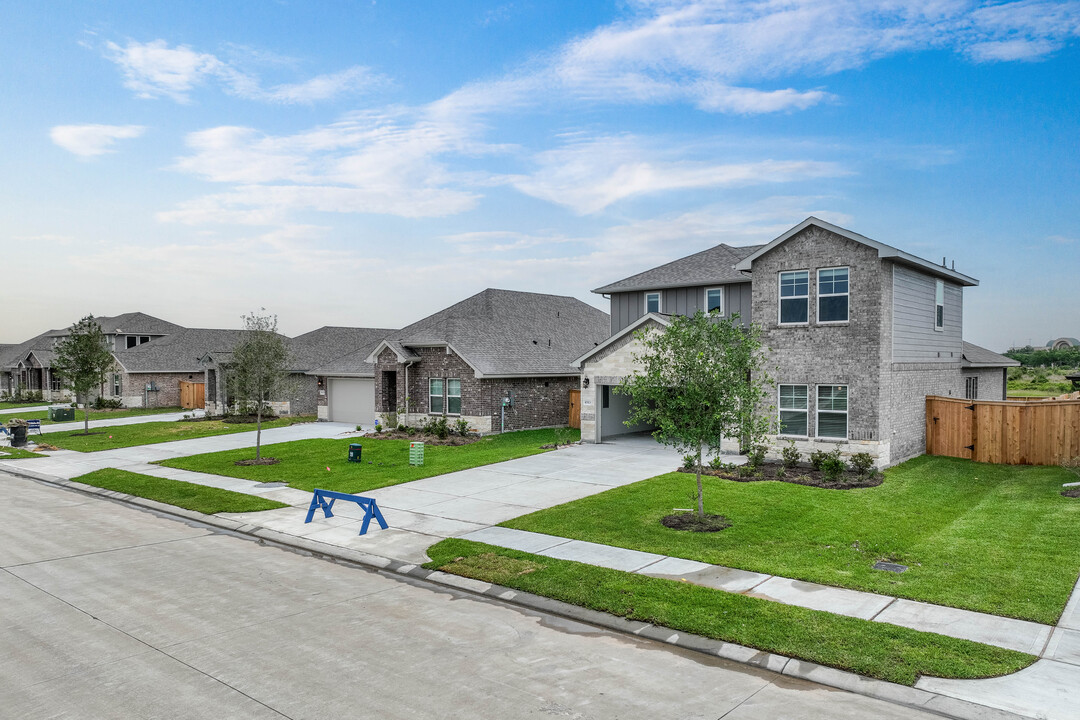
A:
[366,288,609,433]
[304,328,398,426]
[111,328,245,408]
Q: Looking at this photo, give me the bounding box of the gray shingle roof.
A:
[962,342,1020,368]
[289,326,397,374]
[114,329,247,373]
[593,243,762,294]
[373,289,610,377]
[93,312,184,336]
[0,331,60,370]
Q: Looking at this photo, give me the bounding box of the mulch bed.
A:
[221,415,280,424]
[372,429,480,446]
[678,462,883,490]
[234,457,281,466]
[661,512,732,532]
[1062,488,1080,498]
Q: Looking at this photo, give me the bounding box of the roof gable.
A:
[734,217,978,287]
[593,243,761,295]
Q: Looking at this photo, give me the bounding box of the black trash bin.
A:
[10,425,27,448]
[348,443,362,463]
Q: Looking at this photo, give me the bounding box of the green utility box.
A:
[409,441,425,466]
[348,443,363,463]
[48,406,75,421]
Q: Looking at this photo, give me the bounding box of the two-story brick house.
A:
[367,289,609,433]
[575,217,1016,466]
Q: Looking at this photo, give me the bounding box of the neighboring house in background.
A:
[0,312,183,401]
[111,328,245,408]
[200,326,397,419]
[576,217,1017,466]
[367,289,609,433]
[1046,337,1080,350]
[304,328,398,426]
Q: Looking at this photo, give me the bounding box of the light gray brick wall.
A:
[964,367,1007,401]
[885,363,963,462]
[752,225,888,448]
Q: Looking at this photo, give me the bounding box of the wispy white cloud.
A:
[50,123,145,157]
[507,134,850,214]
[103,39,381,104]
[1049,234,1076,245]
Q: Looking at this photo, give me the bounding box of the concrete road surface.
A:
[0,470,941,719]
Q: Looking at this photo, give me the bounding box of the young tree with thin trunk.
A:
[619,311,774,518]
[226,311,292,460]
[51,315,115,435]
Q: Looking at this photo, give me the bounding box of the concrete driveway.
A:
[0,471,943,720]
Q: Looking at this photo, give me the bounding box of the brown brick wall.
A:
[122,372,200,408]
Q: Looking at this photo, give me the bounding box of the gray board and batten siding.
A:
[607,283,753,335]
[892,264,963,363]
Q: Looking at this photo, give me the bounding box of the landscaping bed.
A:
[72,468,288,514]
[679,462,882,490]
[425,539,1034,686]
[371,429,480,446]
[158,428,578,494]
[503,455,1080,624]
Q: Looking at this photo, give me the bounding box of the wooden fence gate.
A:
[569,389,581,429]
[926,395,1080,465]
[180,381,205,410]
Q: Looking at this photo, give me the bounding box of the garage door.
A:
[328,378,375,426]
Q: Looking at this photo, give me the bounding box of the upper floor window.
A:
[778,384,808,436]
[645,292,661,314]
[817,385,848,439]
[140,336,150,345]
[935,280,945,331]
[779,271,809,324]
[705,288,724,314]
[818,268,849,323]
[429,378,444,413]
[126,336,137,349]
[446,378,462,415]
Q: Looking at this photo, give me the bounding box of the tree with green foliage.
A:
[619,311,774,517]
[51,315,115,435]
[226,310,292,460]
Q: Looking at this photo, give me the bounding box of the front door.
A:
[569,389,580,428]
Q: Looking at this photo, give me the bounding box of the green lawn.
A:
[73,468,288,514]
[10,406,185,425]
[0,446,45,459]
[39,416,315,452]
[0,400,51,409]
[158,428,578,494]
[503,455,1080,624]
[426,539,1034,686]
[1006,389,1068,398]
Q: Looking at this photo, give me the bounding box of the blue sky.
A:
[2,1,1078,350]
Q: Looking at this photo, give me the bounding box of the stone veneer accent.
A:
[579,320,663,443]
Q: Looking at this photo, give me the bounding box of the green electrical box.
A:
[409,441,425,466]
[348,443,363,463]
[48,406,75,421]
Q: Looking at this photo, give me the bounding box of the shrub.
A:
[92,396,123,409]
[746,444,766,468]
[775,465,787,478]
[850,452,876,476]
[781,441,801,469]
[421,416,450,439]
[821,452,847,482]
[708,455,725,470]
[809,449,830,471]
[455,418,471,436]
[682,454,697,470]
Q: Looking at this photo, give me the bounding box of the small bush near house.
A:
[809,449,830,471]
[455,418,471,436]
[421,416,450,440]
[746,444,766,468]
[821,453,847,482]
[781,441,801,469]
[682,454,697,470]
[92,396,123,409]
[850,452,876,477]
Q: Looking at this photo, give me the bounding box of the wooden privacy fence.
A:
[179,381,205,410]
[926,395,1080,465]
[568,389,581,429]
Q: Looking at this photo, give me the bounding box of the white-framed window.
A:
[965,376,978,400]
[113,373,121,396]
[935,280,945,331]
[817,267,849,323]
[447,378,461,415]
[778,385,808,436]
[778,271,809,324]
[50,373,62,392]
[645,292,661,314]
[139,336,150,345]
[705,287,724,314]
[817,385,848,439]
[429,378,444,413]
[126,336,137,349]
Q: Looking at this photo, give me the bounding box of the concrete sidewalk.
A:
[0,405,48,415]
[35,408,206,434]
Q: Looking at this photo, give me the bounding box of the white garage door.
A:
[328,378,375,426]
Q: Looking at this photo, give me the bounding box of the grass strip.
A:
[73,468,288,514]
[426,538,1035,686]
[39,416,315,452]
[503,455,1080,624]
[0,447,45,459]
[158,428,577,494]
[11,406,186,425]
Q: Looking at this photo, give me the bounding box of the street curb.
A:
[1,464,1035,720]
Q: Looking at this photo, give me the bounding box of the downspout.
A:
[404,360,417,423]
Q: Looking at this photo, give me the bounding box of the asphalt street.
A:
[0,469,943,719]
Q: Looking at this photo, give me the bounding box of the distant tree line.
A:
[1005,346,1080,368]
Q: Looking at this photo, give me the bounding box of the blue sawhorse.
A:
[304,488,388,536]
